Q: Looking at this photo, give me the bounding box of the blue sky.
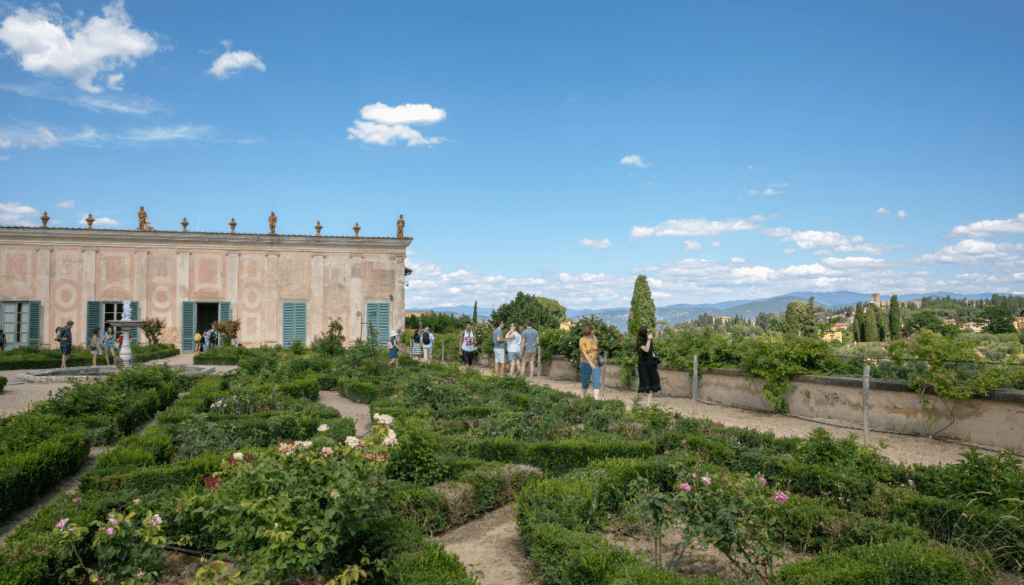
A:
[1,1,1022,311]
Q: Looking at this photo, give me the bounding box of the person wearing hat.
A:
[388,330,399,369]
[56,320,74,368]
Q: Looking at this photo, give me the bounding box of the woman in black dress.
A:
[635,326,661,406]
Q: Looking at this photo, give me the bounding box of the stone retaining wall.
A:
[540,356,1024,452]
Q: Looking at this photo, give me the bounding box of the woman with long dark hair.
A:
[635,326,661,406]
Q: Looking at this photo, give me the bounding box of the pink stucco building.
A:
[0,222,410,351]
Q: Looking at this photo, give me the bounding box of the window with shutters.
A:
[282,302,307,348]
[365,302,390,347]
[1,302,31,347]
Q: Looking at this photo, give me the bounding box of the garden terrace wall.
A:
[541,356,1024,452]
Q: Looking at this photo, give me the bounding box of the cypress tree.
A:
[853,303,864,342]
[472,301,478,324]
[889,295,901,339]
[864,306,880,342]
[628,275,657,337]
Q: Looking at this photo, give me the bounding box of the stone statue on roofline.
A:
[269,211,277,235]
[137,207,155,231]
[397,214,405,238]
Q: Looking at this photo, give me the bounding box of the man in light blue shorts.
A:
[493,321,507,378]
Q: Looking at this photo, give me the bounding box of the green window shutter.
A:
[28,300,41,347]
[366,302,390,347]
[282,302,296,348]
[182,302,195,352]
[130,301,140,345]
[87,301,101,338]
[295,303,306,346]
[219,302,231,322]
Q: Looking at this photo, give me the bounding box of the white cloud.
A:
[57,200,74,209]
[710,242,721,248]
[347,103,446,147]
[620,155,650,168]
[207,40,266,79]
[948,213,1024,239]
[120,125,212,141]
[1,82,166,115]
[763,188,782,195]
[20,127,60,149]
[0,201,40,226]
[782,248,797,254]
[632,215,766,238]
[580,238,611,250]
[0,1,158,93]
[876,207,891,214]
[912,239,1024,266]
[360,103,446,125]
[683,240,703,251]
[896,210,908,220]
[79,214,119,227]
[106,73,123,90]
[765,228,848,249]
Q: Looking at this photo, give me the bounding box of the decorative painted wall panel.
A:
[97,250,134,299]
[0,247,34,297]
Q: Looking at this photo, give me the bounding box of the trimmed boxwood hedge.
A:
[0,344,179,370]
[0,433,89,522]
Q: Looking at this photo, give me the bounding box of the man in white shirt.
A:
[421,327,433,363]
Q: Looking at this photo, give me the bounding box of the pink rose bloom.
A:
[775,492,789,504]
[71,498,82,504]
[758,477,767,487]
[701,476,711,486]
[55,518,68,531]
[106,527,114,536]
[692,473,697,478]
[680,482,691,492]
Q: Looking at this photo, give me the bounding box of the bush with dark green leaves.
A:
[0,433,89,522]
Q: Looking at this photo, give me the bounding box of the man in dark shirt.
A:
[521,319,540,384]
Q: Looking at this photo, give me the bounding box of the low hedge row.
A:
[381,542,478,584]
[0,433,89,522]
[472,436,655,475]
[0,344,180,370]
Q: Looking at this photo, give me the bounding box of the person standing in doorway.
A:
[194,331,202,353]
[101,325,115,365]
[635,326,661,407]
[0,328,6,352]
[388,330,400,369]
[578,322,600,399]
[493,321,507,378]
[56,320,74,368]
[90,328,102,367]
[459,322,476,370]
[411,328,423,361]
[521,319,539,384]
[421,327,433,364]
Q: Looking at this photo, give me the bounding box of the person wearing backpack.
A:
[421,327,433,363]
[411,328,423,360]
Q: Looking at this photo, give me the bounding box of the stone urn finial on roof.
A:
[229,218,237,234]
[315,221,322,236]
[353,222,360,237]
[269,211,277,235]
[40,211,49,228]
[181,217,189,232]
[86,213,95,229]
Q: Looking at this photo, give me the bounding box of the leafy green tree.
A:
[472,301,478,324]
[903,310,945,336]
[628,275,657,337]
[491,292,560,330]
[888,295,901,340]
[981,305,1016,334]
[536,296,567,323]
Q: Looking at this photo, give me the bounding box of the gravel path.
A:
[432,506,539,585]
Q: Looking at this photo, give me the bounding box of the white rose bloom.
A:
[318,424,330,432]
[233,452,244,460]
[345,436,360,448]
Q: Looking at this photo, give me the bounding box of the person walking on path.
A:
[506,323,523,377]
[579,322,600,399]
[411,328,423,361]
[56,320,74,368]
[521,320,539,384]
[102,325,117,365]
[388,330,400,369]
[194,331,203,352]
[493,321,507,378]
[0,328,6,352]
[90,328,102,367]
[635,326,661,407]
[459,322,477,370]
[421,327,433,363]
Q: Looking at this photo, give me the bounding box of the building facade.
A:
[0,225,410,351]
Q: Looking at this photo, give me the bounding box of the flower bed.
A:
[1,340,1021,584]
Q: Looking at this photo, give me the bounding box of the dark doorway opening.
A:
[196,303,220,337]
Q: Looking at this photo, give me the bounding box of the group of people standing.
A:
[194,329,222,353]
[488,320,540,383]
[576,323,662,405]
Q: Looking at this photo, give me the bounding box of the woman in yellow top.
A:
[578,323,600,399]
